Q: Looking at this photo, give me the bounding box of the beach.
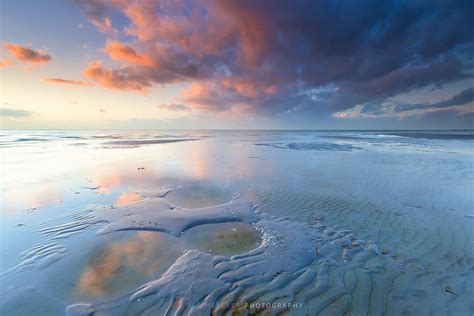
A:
[0,130,473,315]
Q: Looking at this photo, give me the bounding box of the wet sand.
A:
[0,130,473,315]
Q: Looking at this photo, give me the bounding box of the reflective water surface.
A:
[0,130,473,315]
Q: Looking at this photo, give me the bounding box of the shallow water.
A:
[165,185,234,209]
[0,130,473,315]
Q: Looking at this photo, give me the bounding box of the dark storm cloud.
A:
[79,0,474,117]
[391,87,474,112]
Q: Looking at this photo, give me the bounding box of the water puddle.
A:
[2,185,266,314]
[73,231,180,300]
[165,185,233,208]
[184,222,261,256]
[70,224,261,301]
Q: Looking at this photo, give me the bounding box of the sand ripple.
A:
[63,190,383,315]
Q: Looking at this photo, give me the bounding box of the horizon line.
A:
[1,128,473,132]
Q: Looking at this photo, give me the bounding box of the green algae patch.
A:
[184,222,261,256]
[165,185,233,208]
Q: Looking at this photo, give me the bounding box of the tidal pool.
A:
[74,231,179,300]
[164,185,234,208]
[183,222,262,256]
[73,222,262,300]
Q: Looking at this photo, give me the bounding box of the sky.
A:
[0,0,473,129]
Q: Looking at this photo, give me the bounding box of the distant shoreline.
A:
[1,128,473,132]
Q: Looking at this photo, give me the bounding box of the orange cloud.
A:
[4,43,52,64]
[180,79,279,113]
[231,102,256,115]
[73,0,474,120]
[180,82,229,111]
[90,16,118,35]
[0,58,14,68]
[221,78,279,98]
[120,1,188,42]
[44,77,93,86]
[210,1,273,67]
[105,41,154,66]
[182,82,207,98]
[83,61,151,93]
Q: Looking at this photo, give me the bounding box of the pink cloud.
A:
[105,41,153,66]
[74,0,473,118]
[83,61,151,93]
[4,43,52,64]
[91,16,118,35]
[44,77,93,86]
[0,58,14,68]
